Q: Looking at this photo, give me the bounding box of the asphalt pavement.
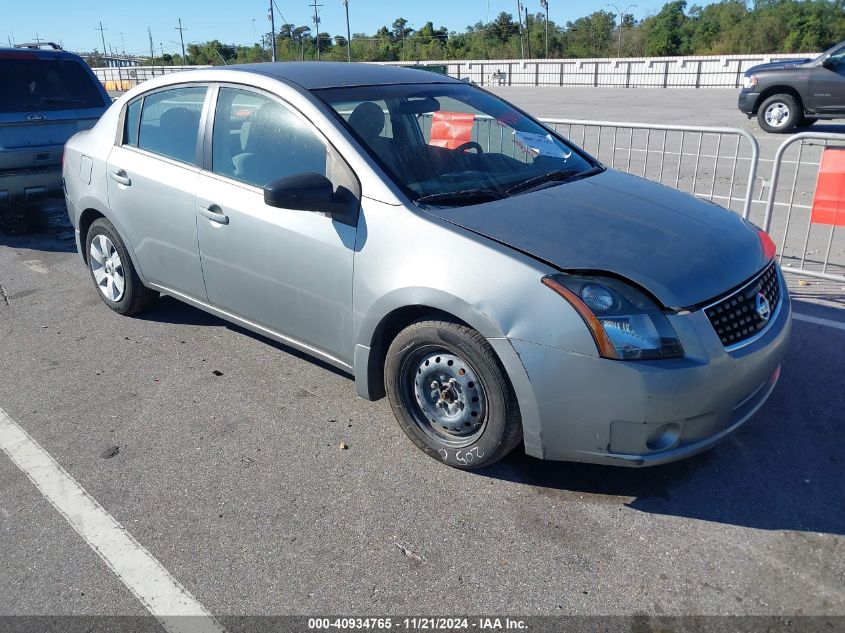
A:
[1,88,844,626]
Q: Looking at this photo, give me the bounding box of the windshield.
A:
[813,39,845,64]
[315,82,599,205]
[0,57,108,113]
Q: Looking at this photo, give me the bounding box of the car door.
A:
[195,85,359,365]
[106,84,209,300]
[808,46,845,114]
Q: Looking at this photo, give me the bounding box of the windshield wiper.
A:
[416,188,507,206]
[505,166,604,195]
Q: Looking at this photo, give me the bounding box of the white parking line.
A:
[793,312,845,332]
[0,407,226,633]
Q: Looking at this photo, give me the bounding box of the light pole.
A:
[540,0,549,58]
[607,3,636,57]
[343,0,352,62]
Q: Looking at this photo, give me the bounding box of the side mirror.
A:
[821,54,834,68]
[264,172,336,212]
[263,172,358,225]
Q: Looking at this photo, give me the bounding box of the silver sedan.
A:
[62,63,790,469]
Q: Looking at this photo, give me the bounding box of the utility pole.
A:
[148,27,156,74]
[343,0,352,62]
[252,19,256,45]
[120,32,126,56]
[608,3,637,57]
[524,6,531,58]
[96,22,107,55]
[175,18,187,61]
[268,0,277,61]
[516,1,525,59]
[311,0,323,61]
[540,0,549,58]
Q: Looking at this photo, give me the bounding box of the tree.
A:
[643,0,690,56]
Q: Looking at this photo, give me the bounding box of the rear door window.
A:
[0,57,107,113]
[137,86,207,164]
[124,99,142,146]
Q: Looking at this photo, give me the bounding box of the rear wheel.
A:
[86,218,157,316]
[757,94,801,133]
[384,318,522,469]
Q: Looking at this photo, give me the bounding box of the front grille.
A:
[704,262,781,348]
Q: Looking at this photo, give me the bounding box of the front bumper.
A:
[738,90,761,115]
[496,275,792,466]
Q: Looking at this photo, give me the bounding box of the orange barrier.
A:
[429,112,475,149]
[811,147,845,227]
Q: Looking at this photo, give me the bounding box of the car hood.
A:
[747,58,812,74]
[423,169,768,309]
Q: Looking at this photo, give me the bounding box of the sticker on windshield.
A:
[513,131,572,159]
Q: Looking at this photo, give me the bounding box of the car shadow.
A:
[0,199,76,253]
[476,319,845,536]
[136,295,353,380]
[806,121,845,134]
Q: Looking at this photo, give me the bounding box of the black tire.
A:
[384,318,522,469]
[798,116,818,127]
[85,218,157,316]
[757,94,801,133]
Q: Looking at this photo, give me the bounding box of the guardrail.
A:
[762,132,845,284]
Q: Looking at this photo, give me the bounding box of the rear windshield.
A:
[0,57,107,113]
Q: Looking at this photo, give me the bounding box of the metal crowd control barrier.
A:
[762,132,845,283]
[415,114,760,217]
[538,119,759,218]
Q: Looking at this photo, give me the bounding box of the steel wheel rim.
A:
[764,102,790,128]
[89,234,125,302]
[400,346,488,447]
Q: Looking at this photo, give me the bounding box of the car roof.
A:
[0,46,84,60]
[224,61,461,90]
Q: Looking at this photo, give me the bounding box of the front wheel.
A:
[384,318,522,469]
[757,94,801,133]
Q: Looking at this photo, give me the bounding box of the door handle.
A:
[109,170,131,186]
[198,204,229,225]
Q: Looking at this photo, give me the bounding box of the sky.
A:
[8,0,685,56]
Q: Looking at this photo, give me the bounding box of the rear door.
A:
[106,84,209,300]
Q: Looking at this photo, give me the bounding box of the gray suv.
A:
[0,43,110,205]
[738,38,845,133]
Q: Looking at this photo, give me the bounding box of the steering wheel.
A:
[454,141,483,154]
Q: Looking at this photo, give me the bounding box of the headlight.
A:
[542,274,684,360]
[742,74,758,89]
